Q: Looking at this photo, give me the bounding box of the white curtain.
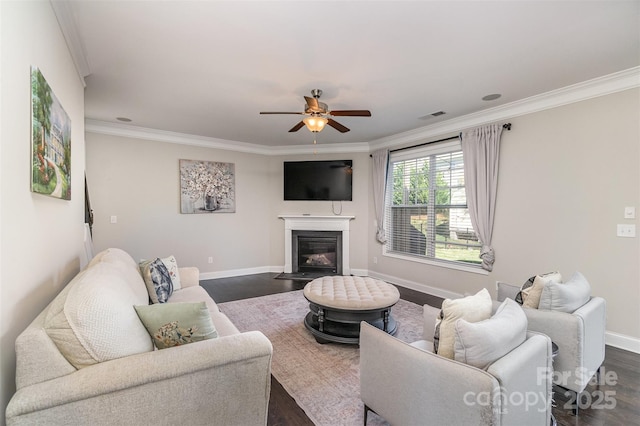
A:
[460,124,504,271]
[371,149,389,243]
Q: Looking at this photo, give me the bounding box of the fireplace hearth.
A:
[293,231,342,275]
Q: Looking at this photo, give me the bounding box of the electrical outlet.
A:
[617,224,636,238]
[373,256,378,264]
[208,257,213,264]
[110,215,117,224]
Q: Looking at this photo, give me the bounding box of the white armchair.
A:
[359,303,553,426]
[496,281,606,400]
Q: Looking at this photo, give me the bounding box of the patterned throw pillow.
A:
[139,258,174,303]
[134,302,217,349]
[160,255,182,291]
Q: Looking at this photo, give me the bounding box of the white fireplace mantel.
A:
[279,215,355,275]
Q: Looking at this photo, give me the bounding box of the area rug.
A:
[218,290,425,426]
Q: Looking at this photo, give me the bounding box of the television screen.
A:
[284,160,353,201]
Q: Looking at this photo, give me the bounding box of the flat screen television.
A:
[284,160,353,201]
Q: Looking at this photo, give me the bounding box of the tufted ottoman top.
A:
[303,276,400,310]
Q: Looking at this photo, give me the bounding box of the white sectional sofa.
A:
[6,248,273,425]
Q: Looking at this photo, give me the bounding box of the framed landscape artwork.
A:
[180,159,236,214]
[31,66,71,200]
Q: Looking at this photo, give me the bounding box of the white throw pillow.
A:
[45,262,153,369]
[538,271,591,313]
[88,248,149,303]
[454,298,528,370]
[434,288,492,359]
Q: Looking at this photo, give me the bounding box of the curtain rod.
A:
[370,123,511,157]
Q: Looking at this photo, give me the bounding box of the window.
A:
[384,140,482,268]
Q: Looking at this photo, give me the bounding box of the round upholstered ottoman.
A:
[303,276,400,344]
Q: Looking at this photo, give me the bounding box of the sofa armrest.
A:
[422,304,441,341]
[7,331,272,426]
[360,322,499,426]
[178,266,200,287]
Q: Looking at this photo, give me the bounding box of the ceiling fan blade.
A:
[260,112,304,115]
[304,96,320,111]
[329,110,372,117]
[327,119,350,133]
[288,121,305,132]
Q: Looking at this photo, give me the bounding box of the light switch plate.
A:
[624,206,636,219]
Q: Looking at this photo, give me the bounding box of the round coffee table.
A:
[303,276,400,344]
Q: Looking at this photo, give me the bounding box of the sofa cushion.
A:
[538,271,591,313]
[169,286,220,313]
[140,258,174,303]
[44,262,153,369]
[135,302,218,349]
[434,288,492,359]
[453,298,528,370]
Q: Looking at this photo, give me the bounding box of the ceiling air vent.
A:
[418,111,446,120]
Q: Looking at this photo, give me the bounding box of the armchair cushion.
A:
[434,288,492,358]
[454,298,527,369]
[539,271,591,313]
[135,302,218,349]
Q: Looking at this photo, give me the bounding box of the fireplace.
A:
[279,215,355,275]
[293,231,342,275]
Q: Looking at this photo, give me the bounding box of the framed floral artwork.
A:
[31,66,72,200]
[180,159,236,213]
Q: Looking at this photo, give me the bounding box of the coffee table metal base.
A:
[303,301,398,345]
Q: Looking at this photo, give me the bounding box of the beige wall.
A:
[368,88,640,342]
[86,134,274,274]
[85,135,371,275]
[0,0,86,417]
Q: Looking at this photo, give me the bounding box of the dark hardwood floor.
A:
[201,273,640,426]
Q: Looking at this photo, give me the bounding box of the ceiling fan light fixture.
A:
[303,116,328,132]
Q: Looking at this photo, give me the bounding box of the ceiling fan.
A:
[260,89,371,133]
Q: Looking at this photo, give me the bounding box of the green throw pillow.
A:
[134,302,218,349]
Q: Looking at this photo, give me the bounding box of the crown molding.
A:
[368,67,640,151]
[87,67,639,156]
[51,0,90,86]
[85,119,370,156]
[85,120,275,155]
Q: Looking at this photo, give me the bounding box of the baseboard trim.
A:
[606,331,640,354]
[199,266,281,280]
[366,270,463,300]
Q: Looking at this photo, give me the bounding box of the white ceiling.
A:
[59,0,640,148]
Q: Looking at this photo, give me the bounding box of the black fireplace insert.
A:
[292,230,342,275]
